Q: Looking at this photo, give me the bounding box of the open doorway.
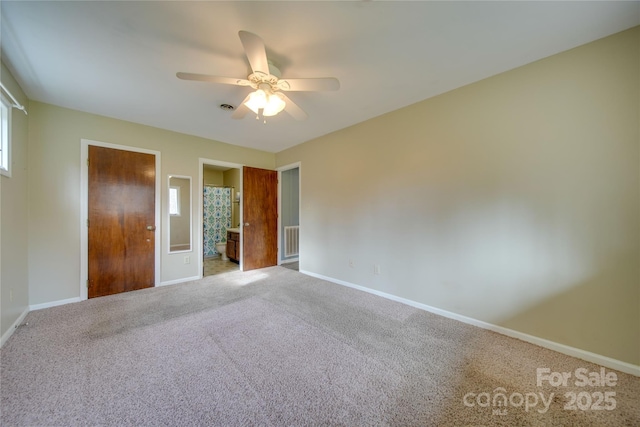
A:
[200,160,242,277]
[278,163,300,271]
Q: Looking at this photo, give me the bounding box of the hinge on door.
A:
[86,158,89,166]
[86,219,90,227]
[86,280,89,288]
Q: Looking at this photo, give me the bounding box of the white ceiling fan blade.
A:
[176,72,250,86]
[280,93,308,120]
[277,78,340,92]
[231,94,252,119]
[238,31,270,75]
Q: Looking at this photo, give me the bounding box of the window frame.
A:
[169,186,181,216]
[0,93,11,177]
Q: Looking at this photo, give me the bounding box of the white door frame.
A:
[79,139,161,301]
[277,162,301,265]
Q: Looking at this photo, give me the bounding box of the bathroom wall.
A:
[275,27,640,366]
[203,167,223,186]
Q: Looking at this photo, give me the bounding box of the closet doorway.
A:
[201,161,241,277]
[278,163,300,271]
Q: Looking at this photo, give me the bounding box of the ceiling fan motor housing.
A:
[249,72,284,93]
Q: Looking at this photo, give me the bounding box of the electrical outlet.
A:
[184,256,190,264]
[374,265,381,275]
[349,259,355,268]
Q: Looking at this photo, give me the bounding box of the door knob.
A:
[146,225,156,231]
[244,222,250,227]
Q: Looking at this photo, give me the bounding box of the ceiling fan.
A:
[177,31,340,122]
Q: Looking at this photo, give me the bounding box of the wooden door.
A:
[243,166,277,271]
[88,146,156,298]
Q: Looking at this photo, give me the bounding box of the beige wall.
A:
[0,63,30,338]
[203,167,223,186]
[276,27,640,365]
[28,101,274,303]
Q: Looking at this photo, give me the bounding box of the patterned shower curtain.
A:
[203,187,232,257]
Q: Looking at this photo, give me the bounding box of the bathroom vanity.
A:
[226,229,240,262]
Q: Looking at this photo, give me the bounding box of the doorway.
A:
[200,160,241,277]
[198,159,279,276]
[278,163,301,270]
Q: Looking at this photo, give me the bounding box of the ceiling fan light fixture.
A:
[263,92,286,117]
[245,89,268,114]
[245,89,286,117]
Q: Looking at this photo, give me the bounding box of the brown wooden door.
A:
[243,166,277,271]
[88,146,156,298]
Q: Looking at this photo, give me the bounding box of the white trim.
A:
[0,307,29,347]
[168,247,191,254]
[275,162,302,172]
[0,92,12,177]
[300,270,640,377]
[199,158,244,275]
[277,170,281,264]
[276,162,301,266]
[158,276,200,287]
[30,297,81,311]
[80,139,162,300]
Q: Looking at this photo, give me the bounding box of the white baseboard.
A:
[158,276,201,287]
[26,276,202,312]
[0,307,29,348]
[300,270,640,377]
[30,297,81,311]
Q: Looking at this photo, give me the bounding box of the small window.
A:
[169,186,180,216]
[0,94,11,177]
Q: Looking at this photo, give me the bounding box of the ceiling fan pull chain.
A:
[255,110,266,124]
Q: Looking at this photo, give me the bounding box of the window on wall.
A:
[0,94,11,177]
[169,186,180,216]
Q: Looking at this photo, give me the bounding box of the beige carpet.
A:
[1,267,638,426]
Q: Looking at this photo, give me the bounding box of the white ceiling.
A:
[1,1,638,153]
